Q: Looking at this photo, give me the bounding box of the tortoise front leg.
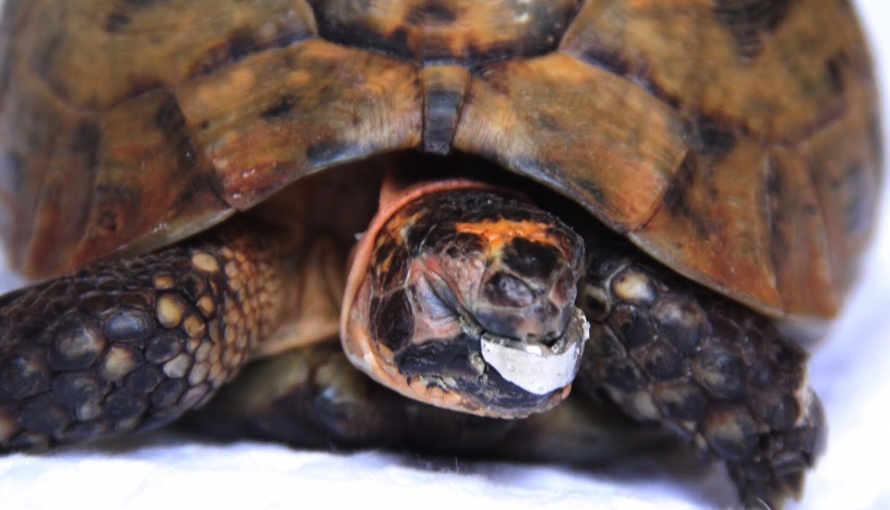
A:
[181,341,516,451]
[576,236,825,509]
[0,219,298,452]
[184,340,673,463]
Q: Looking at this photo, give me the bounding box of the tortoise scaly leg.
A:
[0,220,298,452]
[184,340,673,463]
[576,237,825,509]
[181,341,517,451]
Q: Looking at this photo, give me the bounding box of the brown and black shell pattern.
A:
[0,0,880,320]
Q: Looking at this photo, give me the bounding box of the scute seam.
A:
[22,38,318,117]
[306,0,587,68]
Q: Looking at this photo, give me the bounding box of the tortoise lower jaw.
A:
[479,307,589,396]
[386,307,589,418]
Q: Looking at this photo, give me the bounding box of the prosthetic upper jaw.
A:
[479,307,589,395]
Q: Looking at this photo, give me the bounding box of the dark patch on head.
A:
[459,369,556,410]
[374,240,411,290]
[407,1,458,25]
[105,12,132,33]
[260,95,300,121]
[416,222,460,257]
[391,331,559,413]
[396,333,478,378]
[692,113,737,159]
[400,207,444,256]
[423,89,463,154]
[713,0,794,59]
[371,290,415,352]
[501,238,559,280]
[304,139,361,169]
[371,238,396,284]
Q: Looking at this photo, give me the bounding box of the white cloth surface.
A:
[2,1,890,509]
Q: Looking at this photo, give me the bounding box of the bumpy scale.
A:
[576,235,826,508]
[0,221,295,451]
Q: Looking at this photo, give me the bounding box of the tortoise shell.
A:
[0,0,880,320]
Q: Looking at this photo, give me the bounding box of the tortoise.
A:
[0,0,881,507]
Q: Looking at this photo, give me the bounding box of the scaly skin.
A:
[0,192,826,510]
[183,341,673,464]
[576,234,826,509]
[0,219,297,451]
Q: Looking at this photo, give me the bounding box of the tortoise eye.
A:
[483,271,535,308]
[412,275,456,322]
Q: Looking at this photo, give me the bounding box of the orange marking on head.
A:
[342,178,513,343]
[455,219,562,254]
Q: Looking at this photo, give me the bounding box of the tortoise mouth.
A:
[342,265,590,418]
[478,307,589,396]
[386,277,590,417]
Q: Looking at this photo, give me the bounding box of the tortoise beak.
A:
[479,307,589,395]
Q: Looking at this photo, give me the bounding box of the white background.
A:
[1,1,889,509]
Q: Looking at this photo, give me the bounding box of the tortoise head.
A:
[341,181,588,418]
